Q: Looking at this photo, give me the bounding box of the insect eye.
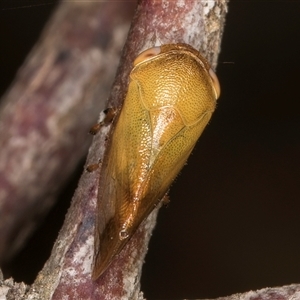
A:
[133,46,161,66]
[208,68,221,99]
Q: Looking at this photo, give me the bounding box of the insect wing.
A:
[93,44,218,279]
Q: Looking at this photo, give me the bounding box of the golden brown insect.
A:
[92,43,220,279]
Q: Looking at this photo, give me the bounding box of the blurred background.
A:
[1,0,300,299]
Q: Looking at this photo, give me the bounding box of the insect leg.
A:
[89,107,117,135]
[86,159,102,172]
[162,194,170,207]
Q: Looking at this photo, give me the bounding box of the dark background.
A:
[1,1,300,299]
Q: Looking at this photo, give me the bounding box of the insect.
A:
[92,43,220,279]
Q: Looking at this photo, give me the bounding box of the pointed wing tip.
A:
[92,230,127,280]
[92,254,113,280]
[91,269,103,281]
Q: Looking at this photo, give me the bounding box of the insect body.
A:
[92,43,220,279]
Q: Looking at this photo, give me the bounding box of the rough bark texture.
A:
[1,280,300,300]
[0,0,300,300]
[201,285,300,300]
[0,0,230,299]
[0,1,135,264]
[30,1,227,299]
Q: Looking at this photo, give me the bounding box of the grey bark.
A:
[0,0,243,299]
[1,1,298,299]
[0,0,135,264]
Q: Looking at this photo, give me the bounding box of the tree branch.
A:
[0,0,300,300]
[0,0,230,299]
[0,0,134,264]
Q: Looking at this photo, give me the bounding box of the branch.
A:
[1,0,230,299]
[200,285,300,300]
[2,1,299,300]
[1,279,300,300]
[0,1,134,264]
